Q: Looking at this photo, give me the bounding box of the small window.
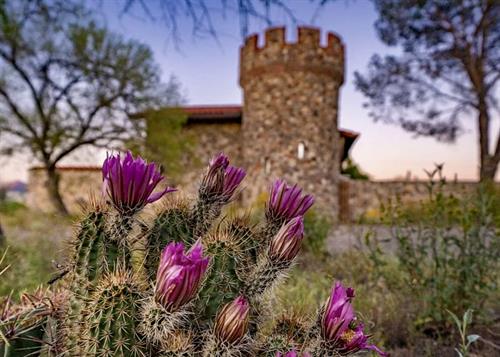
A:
[297,142,305,160]
[264,157,271,175]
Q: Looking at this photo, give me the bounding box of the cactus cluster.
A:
[1,151,386,356]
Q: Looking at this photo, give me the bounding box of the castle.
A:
[161,26,354,219]
[27,27,480,220]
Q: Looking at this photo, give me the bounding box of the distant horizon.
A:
[1,1,498,182]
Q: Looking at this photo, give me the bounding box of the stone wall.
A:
[338,178,483,222]
[240,27,345,218]
[27,167,102,214]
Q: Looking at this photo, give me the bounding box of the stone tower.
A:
[239,26,345,218]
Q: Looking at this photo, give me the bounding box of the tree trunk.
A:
[481,156,499,181]
[0,218,5,247]
[46,166,69,215]
[477,98,498,181]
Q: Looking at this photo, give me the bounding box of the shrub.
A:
[302,210,331,255]
[0,201,26,216]
[341,157,370,180]
[367,165,500,335]
[0,238,57,298]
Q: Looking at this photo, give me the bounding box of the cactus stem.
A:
[139,296,191,350]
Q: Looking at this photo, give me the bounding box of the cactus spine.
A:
[83,270,144,357]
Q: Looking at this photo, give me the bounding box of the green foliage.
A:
[147,109,190,175]
[0,201,26,216]
[0,238,57,298]
[341,157,369,180]
[367,166,500,333]
[277,250,406,352]
[302,210,331,255]
[128,107,194,182]
[0,208,68,298]
[447,309,480,357]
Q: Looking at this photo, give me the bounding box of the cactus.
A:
[81,270,144,357]
[0,151,386,356]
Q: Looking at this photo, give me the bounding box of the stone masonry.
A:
[240,27,345,217]
[27,167,102,214]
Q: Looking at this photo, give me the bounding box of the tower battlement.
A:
[239,26,344,86]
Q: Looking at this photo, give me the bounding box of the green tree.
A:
[0,0,179,214]
[341,157,370,180]
[128,106,196,183]
[355,0,500,181]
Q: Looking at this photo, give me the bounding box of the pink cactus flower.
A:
[322,281,387,356]
[102,151,175,213]
[155,241,210,311]
[214,296,250,344]
[269,216,305,262]
[201,152,246,202]
[267,179,314,221]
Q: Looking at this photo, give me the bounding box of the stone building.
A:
[141,26,355,219]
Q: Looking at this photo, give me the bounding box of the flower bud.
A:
[201,153,246,202]
[267,179,314,222]
[269,216,304,262]
[155,242,209,311]
[214,296,249,344]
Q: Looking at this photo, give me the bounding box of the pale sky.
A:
[1,0,498,182]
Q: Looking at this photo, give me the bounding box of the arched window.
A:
[297,142,305,160]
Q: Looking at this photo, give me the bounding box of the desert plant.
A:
[448,309,480,357]
[367,165,500,334]
[0,151,386,356]
[302,210,331,255]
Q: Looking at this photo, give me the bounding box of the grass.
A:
[0,203,72,298]
[274,247,500,356]
[275,251,404,352]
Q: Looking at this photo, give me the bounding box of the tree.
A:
[117,0,301,39]
[128,107,198,184]
[0,0,178,214]
[355,0,500,181]
[0,218,4,246]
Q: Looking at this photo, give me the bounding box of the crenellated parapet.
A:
[239,26,344,86]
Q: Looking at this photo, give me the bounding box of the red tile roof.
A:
[338,129,359,139]
[182,105,242,119]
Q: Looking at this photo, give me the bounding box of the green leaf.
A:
[446,309,461,329]
[467,334,480,344]
[463,309,473,325]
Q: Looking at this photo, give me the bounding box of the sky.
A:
[1,0,497,182]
